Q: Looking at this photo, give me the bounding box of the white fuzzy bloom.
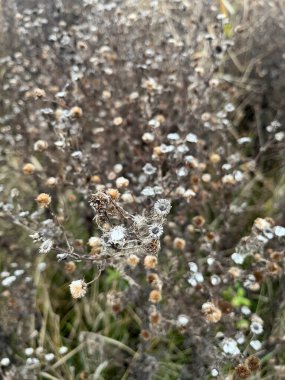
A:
[45,353,55,362]
[221,338,240,356]
[2,275,16,287]
[142,132,155,143]
[69,280,87,299]
[88,236,101,247]
[108,226,126,245]
[14,269,24,276]
[167,132,180,141]
[25,348,34,356]
[177,314,189,327]
[59,346,68,355]
[231,252,244,264]
[250,340,262,351]
[0,357,10,366]
[186,133,198,143]
[116,176,129,188]
[188,262,198,273]
[39,239,53,254]
[274,226,285,237]
[241,306,251,315]
[26,357,40,366]
[211,368,219,377]
[235,332,245,345]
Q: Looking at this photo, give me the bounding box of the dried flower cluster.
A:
[0,0,285,379]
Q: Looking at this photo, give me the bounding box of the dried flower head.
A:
[116,176,129,189]
[148,223,164,239]
[36,193,51,207]
[149,290,162,303]
[70,106,83,118]
[106,188,120,201]
[23,163,35,175]
[34,139,48,151]
[140,329,151,341]
[245,355,260,372]
[192,216,206,228]
[144,255,158,269]
[127,254,140,267]
[234,364,251,379]
[149,311,162,325]
[153,199,171,216]
[173,237,186,250]
[69,279,87,299]
[202,302,222,323]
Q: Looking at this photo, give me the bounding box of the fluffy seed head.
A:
[116,176,129,189]
[36,193,51,207]
[70,106,83,118]
[69,280,87,299]
[23,163,35,175]
[202,302,222,323]
[127,254,140,267]
[34,139,48,151]
[173,237,186,250]
[144,255,158,269]
[149,290,162,303]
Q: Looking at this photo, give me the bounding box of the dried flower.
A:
[144,255,158,269]
[106,188,120,200]
[34,139,48,151]
[69,279,87,299]
[39,239,53,254]
[173,237,186,250]
[116,176,129,188]
[153,199,171,216]
[23,163,35,175]
[202,302,222,323]
[70,106,83,118]
[140,329,151,341]
[36,193,51,207]
[192,216,205,228]
[127,254,140,267]
[245,355,260,372]
[148,223,164,239]
[149,290,162,303]
[235,364,251,379]
[149,311,161,325]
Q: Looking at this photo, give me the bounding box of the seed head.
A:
[69,280,87,299]
[23,163,35,175]
[202,302,222,323]
[36,193,51,207]
[173,237,186,250]
[234,364,251,379]
[70,106,83,118]
[149,290,162,303]
[144,255,158,269]
[245,355,260,372]
[127,254,140,267]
